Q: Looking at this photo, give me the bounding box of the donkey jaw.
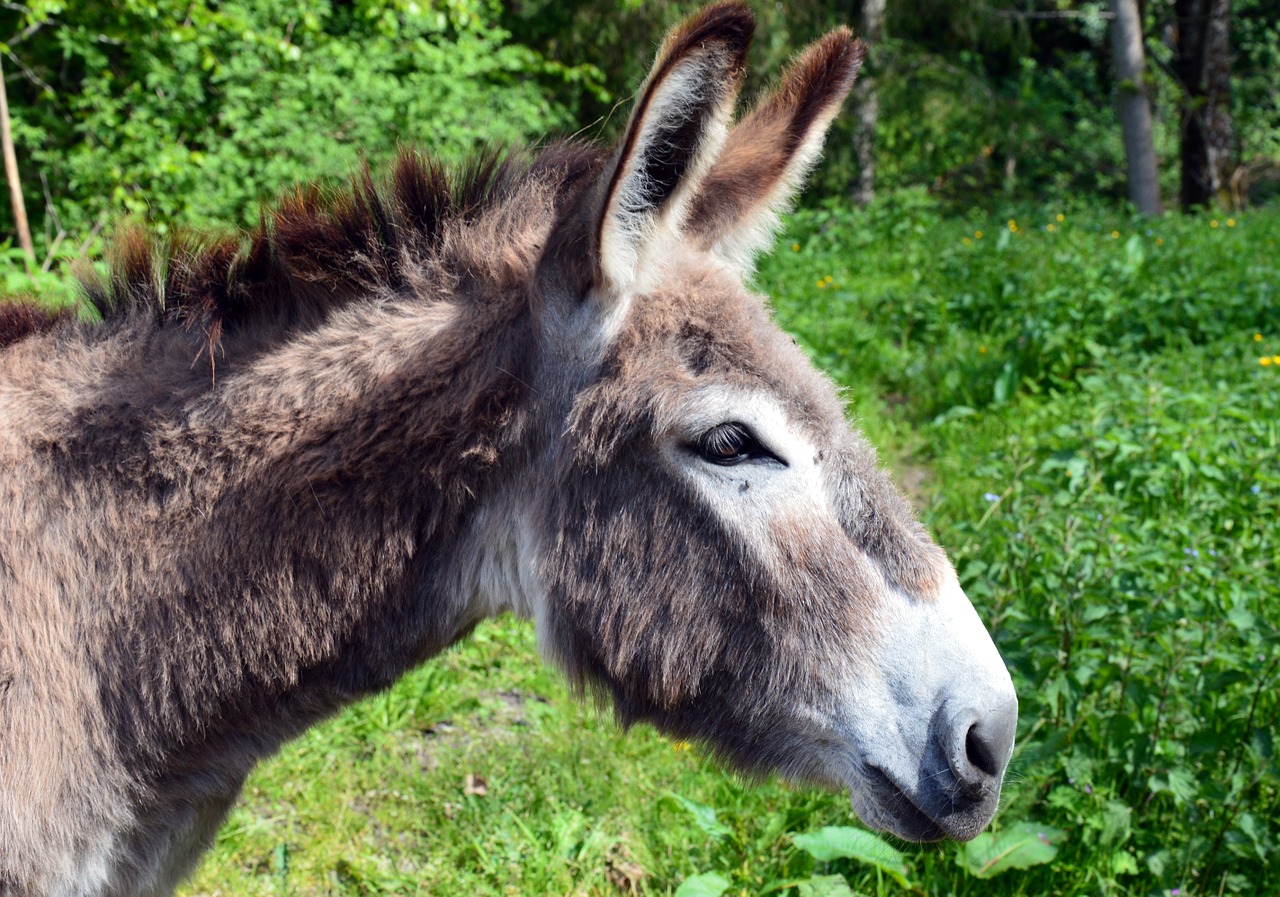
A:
[834,575,1018,842]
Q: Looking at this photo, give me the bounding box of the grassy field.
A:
[17,197,1275,896]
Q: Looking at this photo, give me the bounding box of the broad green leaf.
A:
[667,794,731,839]
[1110,850,1139,876]
[797,874,857,897]
[674,871,731,897]
[1146,848,1173,877]
[1236,812,1268,861]
[1123,234,1146,272]
[958,821,1066,877]
[994,361,1017,404]
[1148,769,1197,805]
[1099,799,1133,845]
[1227,607,1256,632]
[792,826,911,887]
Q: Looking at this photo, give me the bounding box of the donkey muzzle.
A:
[854,687,1018,842]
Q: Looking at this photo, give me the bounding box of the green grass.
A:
[178,620,874,897]
[9,197,1276,896]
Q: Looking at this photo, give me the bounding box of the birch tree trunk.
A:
[0,57,34,266]
[851,0,885,207]
[1109,0,1162,214]
[1175,0,1235,209]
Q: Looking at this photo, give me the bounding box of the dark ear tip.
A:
[817,27,867,84]
[670,1,756,66]
[691,1,757,32]
[781,27,864,102]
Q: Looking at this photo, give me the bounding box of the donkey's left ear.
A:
[591,2,754,301]
[686,28,864,274]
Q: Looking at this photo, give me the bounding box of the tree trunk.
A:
[851,0,885,207]
[1174,0,1234,209]
[0,57,34,267]
[1109,0,1162,214]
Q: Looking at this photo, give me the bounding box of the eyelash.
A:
[693,422,785,467]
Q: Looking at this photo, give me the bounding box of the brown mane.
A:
[0,300,70,350]
[78,143,601,352]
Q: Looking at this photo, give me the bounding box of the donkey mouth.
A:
[854,763,1005,843]
[855,766,949,842]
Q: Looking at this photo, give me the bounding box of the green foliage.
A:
[1,0,599,242]
[814,41,1179,205]
[0,240,82,306]
[675,871,732,897]
[1234,0,1280,162]
[668,794,733,840]
[763,195,1277,421]
[931,349,1279,894]
[794,875,857,897]
[3,0,1277,273]
[957,822,1067,878]
[791,827,912,887]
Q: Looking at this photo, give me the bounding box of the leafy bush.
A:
[931,348,1279,894]
[3,0,601,241]
[764,198,1278,421]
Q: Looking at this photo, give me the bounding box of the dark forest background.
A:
[0,0,1275,265]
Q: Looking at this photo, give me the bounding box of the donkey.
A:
[0,4,1017,895]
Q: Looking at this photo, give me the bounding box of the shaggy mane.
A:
[76,142,600,350]
[0,300,70,350]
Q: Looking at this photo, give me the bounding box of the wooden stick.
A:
[0,55,34,267]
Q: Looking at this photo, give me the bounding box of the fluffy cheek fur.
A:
[536,448,880,782]
[540,454,735,710]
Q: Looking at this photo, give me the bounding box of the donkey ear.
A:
[592,2,754,298]
[685,29,864,273]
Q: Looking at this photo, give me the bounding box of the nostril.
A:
[965,721,1002,778]
[943,696,1017,797]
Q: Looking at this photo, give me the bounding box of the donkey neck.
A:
[69,284,543,780]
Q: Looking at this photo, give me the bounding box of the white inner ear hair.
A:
[600,50,735,296]
[711,101,844,277]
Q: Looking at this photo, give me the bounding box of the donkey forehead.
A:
[616,256,850,433]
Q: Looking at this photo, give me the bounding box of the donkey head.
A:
[522,3,1017,842]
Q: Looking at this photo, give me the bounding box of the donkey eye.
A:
[694,423,776,466]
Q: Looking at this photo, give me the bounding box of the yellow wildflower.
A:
[1046,223,1056,233]
[1275,355,1280,365]
[824,275,834,284]
[1156,237,1164,245]
[1210,220,1219,228]
[979,345,988,355]
[816,279,825,289]
[1056,213,1065,223]
[975,230,984,240]
[1111,230,1120,239]
[792,242,800,251]
[1256,333,1264,342]
[1263,357,1274,366]
[962,236,972,245]
[1227,218,1236,227]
